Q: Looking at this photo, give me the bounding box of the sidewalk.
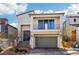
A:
[61,48,79,55]
[0,46,16,55]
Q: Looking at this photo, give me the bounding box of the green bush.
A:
[0,47,3,52]
[11,47,28,53]
[19,49,23,52]
[9,47,19,53]
[14,48,19,53]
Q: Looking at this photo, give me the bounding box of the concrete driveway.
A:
[26,48,67,55]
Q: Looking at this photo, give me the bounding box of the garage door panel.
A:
[36,37,57,48]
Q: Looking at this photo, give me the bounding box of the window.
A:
[0,25,1,32]
[38,20,45,29]
[74,18,76,22]
[48,19,54,29]
[44,20,48,24]
[38,19,55,29]
[1,25,5,32]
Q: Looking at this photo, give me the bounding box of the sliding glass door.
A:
[38,20,45,29]
[48,20,54,29]
[38,19,55,30]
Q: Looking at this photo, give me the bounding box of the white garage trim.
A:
[30,34,62,49]
[57,35,63,48]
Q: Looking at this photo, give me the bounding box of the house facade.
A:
[63,14,79,47]
[17,11,64,49]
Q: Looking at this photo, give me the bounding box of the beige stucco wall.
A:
[21,25,30,31]
[31,30,60,35]
[17,13,31,42]
[17,14,31,25]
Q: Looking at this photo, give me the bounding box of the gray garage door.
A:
[35,37,57,48]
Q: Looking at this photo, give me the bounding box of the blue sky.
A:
[27,3,71,11]
[0,3,78,27]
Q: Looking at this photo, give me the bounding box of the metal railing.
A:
[33,23,60,30]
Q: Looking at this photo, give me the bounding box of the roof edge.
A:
[29,13,65,15]
[16,10,34,16]
[8,24,17,30]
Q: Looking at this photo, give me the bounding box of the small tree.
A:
[8,32,18,47]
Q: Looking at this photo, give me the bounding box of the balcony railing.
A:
[33,23,60,30]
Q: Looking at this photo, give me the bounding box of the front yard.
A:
[0,47,32,55]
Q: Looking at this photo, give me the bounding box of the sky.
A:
[0,3,79,28]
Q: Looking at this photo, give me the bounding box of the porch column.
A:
[30,34,35,49]
[57,35,63,48]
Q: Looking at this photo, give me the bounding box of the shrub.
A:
[73,41,79,48]
[14,48,19,53]
[9,47,19,53]
[19,49,23,52]
[0,47,3,52]
[24,50,27,53]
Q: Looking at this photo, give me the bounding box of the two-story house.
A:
[63,14,79,47]
[17,11,64,49]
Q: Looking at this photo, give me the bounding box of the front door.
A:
[23,30,30,41]
[71,30,76,41]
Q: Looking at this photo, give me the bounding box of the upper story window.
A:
[38,20,45,29]
[1,25,5,32]
[38,19,55,29]
[48,19,54,29]
[74,18,76,22]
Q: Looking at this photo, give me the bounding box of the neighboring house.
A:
[0,18,8,48]
[63,14,79,43]
[0,18,18,49]
[17,10,64,49]
[8,24,18,47]
[0,18,8,38]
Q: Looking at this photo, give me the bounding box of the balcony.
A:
[33,23,60,31]
[32,23,60,35]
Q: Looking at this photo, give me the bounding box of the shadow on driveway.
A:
[26,48,71,55]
